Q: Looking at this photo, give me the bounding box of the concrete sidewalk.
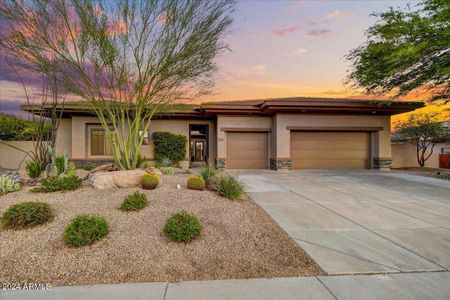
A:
[2,272,450,300]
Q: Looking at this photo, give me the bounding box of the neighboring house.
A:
[22,97,421,171]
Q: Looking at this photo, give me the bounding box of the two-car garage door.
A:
[291,131,370,169]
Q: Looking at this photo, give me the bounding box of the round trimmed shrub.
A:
[187,175,205,191]
[164,211,202,243]
[1,202,53,229]
[141,173,160,190]
[121,191,148,212]
[63,215,109,247]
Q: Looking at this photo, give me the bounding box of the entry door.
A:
[227,132,268,169]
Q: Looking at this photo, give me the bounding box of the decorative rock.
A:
[89,164,119,174]
[145,166,162,176]
[89,169,146,189]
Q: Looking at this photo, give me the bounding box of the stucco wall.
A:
[67,116,216,161]
[55,118,72,156]
[273,113,392,163]
[391,142,448,168]
[216,115,272,159]
[0,141,35,170]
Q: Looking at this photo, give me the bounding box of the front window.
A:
[90,129,112,156]
[139,129,149,145]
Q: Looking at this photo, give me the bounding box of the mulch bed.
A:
[0,174,324,286]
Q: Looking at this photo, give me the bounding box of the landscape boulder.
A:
[89,169,146,189]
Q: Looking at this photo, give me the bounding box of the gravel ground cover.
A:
[0,174,323,286]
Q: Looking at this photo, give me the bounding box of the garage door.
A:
[227,132,268,169]
[291,131,370,169]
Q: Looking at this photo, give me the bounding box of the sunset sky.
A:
[0,0,448,123]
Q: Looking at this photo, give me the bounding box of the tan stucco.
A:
[0,141,35,170]
[55,118,72,156]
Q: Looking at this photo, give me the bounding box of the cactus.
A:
[187,175,205,191]
[45,145,76,178]
[141,173,160,190]
[0,176,21,195]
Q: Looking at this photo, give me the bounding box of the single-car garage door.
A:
[227,132,268,169]
[291,131,370,169]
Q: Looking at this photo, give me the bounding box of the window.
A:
[90,129,113,156]
[139,129,150,145]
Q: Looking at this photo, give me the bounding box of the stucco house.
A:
[22,97,422,171]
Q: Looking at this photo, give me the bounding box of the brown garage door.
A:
[227,132,268,169]
[291,131,370,169]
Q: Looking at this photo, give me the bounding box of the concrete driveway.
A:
[235,170,450,275]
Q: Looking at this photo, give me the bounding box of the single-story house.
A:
[22,97,422,171]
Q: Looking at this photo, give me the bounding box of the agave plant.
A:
[160,157,172,167]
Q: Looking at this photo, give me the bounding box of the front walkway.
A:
[2,271,450,300]
[235,170,450,275]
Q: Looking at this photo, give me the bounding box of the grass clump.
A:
[141,173,160,190]
[26,160,44,178]
[160,167,174,175]
[187,175,205,191]
[121,191,148,212]
[63,215,109,247]
[200,164,218,186]
[1,202,53,229]
[215,174,246,200]
[31,176,82,193]
[164,211,202,243]
[83,164,94,171]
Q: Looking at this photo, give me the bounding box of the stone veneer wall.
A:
[216,158,226,169]
[373,157,392,170]
[269,158,292,170]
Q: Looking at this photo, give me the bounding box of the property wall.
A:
[391,142,448,169]
[0,141,35,170]
[273,113,391,168]
[216,115,272,159]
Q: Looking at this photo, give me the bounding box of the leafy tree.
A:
[346,0,450,102]
[0,0,234,170]
[394,113,448,167]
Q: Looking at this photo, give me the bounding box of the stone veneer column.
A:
[269,158,292,171]
[216,158,226,169]
[373,157,392,170]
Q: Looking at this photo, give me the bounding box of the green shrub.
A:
[160,167,174,175]
[187,175,205,191]
[164,211,202,243]
[0,176,20,195]
[83,164,94,171]
[121,191,148,211]
[63,215,109,247]
[152,132,187,164]
[54,156,66,175]
[31,176,82,193]
[0,113,51,141]
[141,173,160,190]
[200,164,218,185]
[26,160,44,178]
[1,202,53,229]
[215,174,246,200]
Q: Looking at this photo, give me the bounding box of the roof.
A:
[21,96,424,118]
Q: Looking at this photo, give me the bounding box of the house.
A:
[21,97,422,171]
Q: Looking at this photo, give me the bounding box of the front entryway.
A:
[226,132,268,169]
[190,124,208,166]
[291,131,370,169]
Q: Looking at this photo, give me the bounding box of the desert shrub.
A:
[26,160,44,178]
[141,173,160,190]
[54,155,66,175]
[1,202,53,229]
[160,167,174,175]
[83,164,94,171]
[152,132,187,164]
[200,164,218,185]
[164,211,202,243]
[187,175,205,191]
[121,191,148,211]
[31,176,82,193]
[215,174,246,200]
[0,113,50,141]
[63,215,109,247]
[0,176,20,195]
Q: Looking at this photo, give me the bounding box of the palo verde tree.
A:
[0,0,234,170]
[394,113,448,167]
[346,0,450,103]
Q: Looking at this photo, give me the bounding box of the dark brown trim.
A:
[287,126,384,132]
[220,127,272,132]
